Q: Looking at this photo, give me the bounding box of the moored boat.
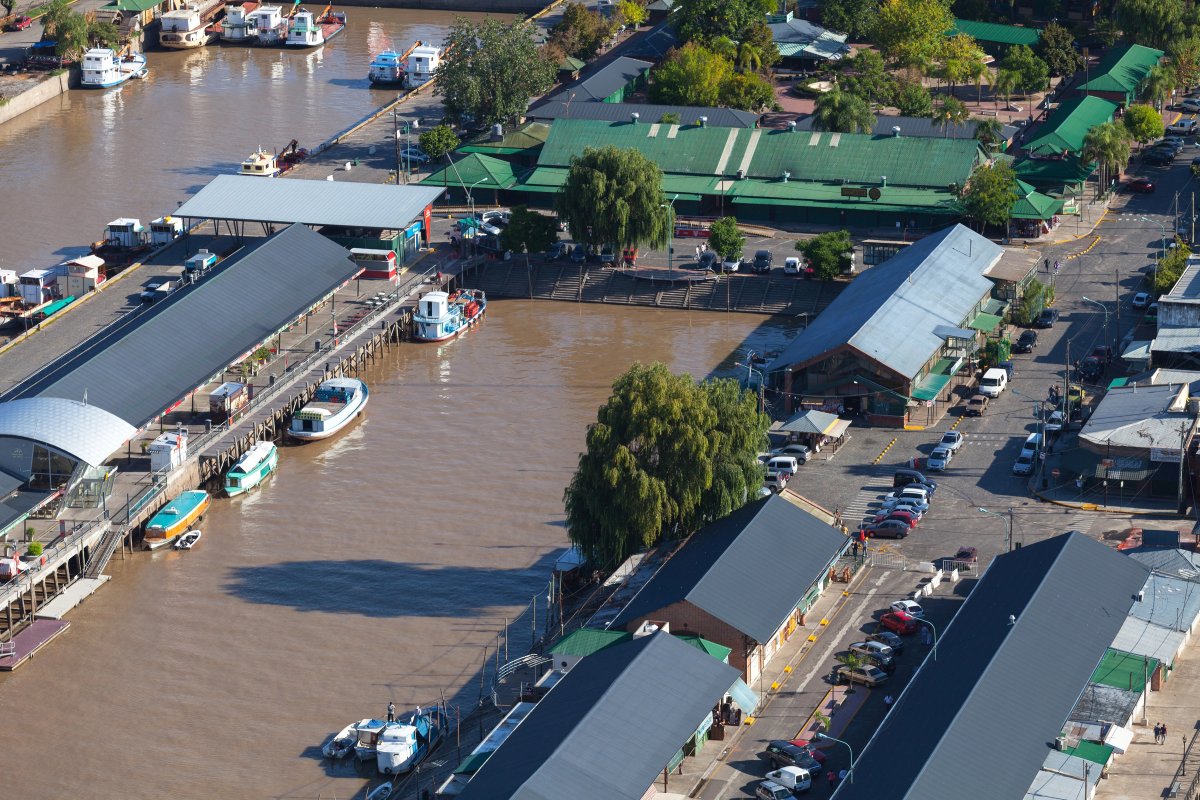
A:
[174,529,203,549]
[144,490,210,549]
[238,139,307,176]
[366,782,394,800]
[352,718,387,760]
[376,707,447,775]
[159,1,221,49]
[79,49,147,88]
[224,440,278,496]
[247,3,285,44]
[220,0,260,43]
[288,377,368,441]
[285,5,345,47]
[405,44,441,88]
[412,289,486,343]
[368,48,404,86]
[322,720,363,759]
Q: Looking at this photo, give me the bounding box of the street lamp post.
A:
[915,617,938,660]
[660,193,679,275]
[736,356,765,414]
[1081,296,1111,358]
[814,732,856,783]
[1140,216,1167,287]
[978,506,1013,552]
[393,114,419,184]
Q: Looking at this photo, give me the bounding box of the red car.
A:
[871,509,919,528]
[1126,178,1155,194]
[4,14,32,30]
[879,611,919,635]
[787,739,829,764]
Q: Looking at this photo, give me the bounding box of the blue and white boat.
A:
[376,707,447,775]
[80,48,147,89]
[368,48,405,86]
[144,490,210,550]
[412,289,486,343]
[224,440,279,496]
[352,718,388,760]
[288,377,368,441]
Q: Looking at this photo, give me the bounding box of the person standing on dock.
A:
[387,701,395,723]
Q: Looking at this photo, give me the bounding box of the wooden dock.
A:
[0,619,70,671]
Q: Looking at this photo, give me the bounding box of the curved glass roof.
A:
[0,398,136,467]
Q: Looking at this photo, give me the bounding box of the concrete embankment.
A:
[331,0,548,10]
[0,69,72,127]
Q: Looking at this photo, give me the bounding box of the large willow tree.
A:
[564,362,769,568]
[555,146,674,252]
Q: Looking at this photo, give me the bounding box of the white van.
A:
[765,455,800,477]
[1020,432,1041,458]
[979,367,1008,398]
[764,766,813,793]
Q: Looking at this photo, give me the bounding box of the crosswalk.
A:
[838,484,893,526]
[1063,510,1097,536]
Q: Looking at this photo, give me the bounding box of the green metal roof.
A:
[1014,155,1095,187]
[1091,647,1159,693]
[1023,95,1118,155]
[453,750,492,775]
[912,373,952,401]
[728,180,960,213]
[948,18,1040,46]
[1078,44,1164,98]
[968,312,1003,333]
[421,153,522,190]
[1010,180,1063,220]
[458,123,550,156]
[100,0,162,11]
[536,119,983,189]
[1062,741,1115,766]
[549,628,632,657]
[676,633,733,662]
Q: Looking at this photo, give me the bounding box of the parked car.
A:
[569,244,586,264]
[939,430,964,452]
[1169,118,1199,135]
[879,496,930,515]
[860,651,897,673]
[868,630,905,652]
[1132,291,1151,309]
[756,781,793,800]
[753,250,773,273]
[399,145,430,165]
[1044,410,1065,432]
[762,473,789,494]
[884,486,930,505]
[697,251,718,272]
[890,599,924,618]
[954,546,978,567]
[785,740,828,764]
[833,664,890,687]
[783,256,802,275]
[978,367,1008,398]
[1146,149,1175,165]
[762,767,813,796]
[1013,452,1035,476]
[1126,178,1155,194]
[872,509,920,528]
[965,394,989,416]
[771,443,811,462]
[4,14,32,30]
[1077,356,1104,381]
[893,469,936,492]
[1013,330,1038,353]
[1035,308,1060,328]
[879,610,919,635]
[860,520,909,539]
[1092,345,1114,365]
[926,447,952,471]
[849,640,895,661]
[599,245,616,264]
[765,455,800,477]
[761,740,821,772]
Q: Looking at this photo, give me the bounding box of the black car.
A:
[867,630,905,653]
[1146,149,1175,166]
[1013,330,1038,353]
[752,250,773,273]
[697,251,718,271]
[1092,345,1114,366]
[760,740,821,772]
[1035,308,1060,328]
[1077,355,1104,381]
[861,652,897,673]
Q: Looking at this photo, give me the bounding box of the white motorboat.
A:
[247,3,285,44]
[322,720,362,758]
[79,49,147,88]
[352,718,387,759]
[288,378,368,441]
[145,534,179,551]
[365,782,393,800]
[175,529,202,550]
[376,707,446,774]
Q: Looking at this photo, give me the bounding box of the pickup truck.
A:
[140,281,174,303]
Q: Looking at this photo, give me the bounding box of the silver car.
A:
[926,447,952,471]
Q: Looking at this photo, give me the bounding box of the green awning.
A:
[41,296,76,317]
[1063,741,1115,766]
[912,374,951,401]
[677,634,733,662]
[453,750,491,775]
[969,312,1003,333]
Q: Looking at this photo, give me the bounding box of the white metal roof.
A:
[0,398,136,466]
[174,175,445,231]
[1111,616,1185,665]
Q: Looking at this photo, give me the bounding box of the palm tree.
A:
[812,88,875,133]
[993,69,1018,112]
[1082,121,1132,196]
[934,96,971,132]
[1140,64,1174,111]
[710,36,737,62]
[973,117,1005,149]
[737,43,763,75]
[968,60,990,104]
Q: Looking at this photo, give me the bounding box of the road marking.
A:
[873,437,898,464]
[841,485,891,523]
[1064,510,1097,535]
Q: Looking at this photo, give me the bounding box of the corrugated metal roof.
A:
[1126,572,1200,631]
[986,248,1040,282]
[527,100,759,129]
[11,226,360,427]
[1152,326,1200,355]
[1161,259,1200,302]
[536,119,983,189]
[1015,155,1095,187]
[769,17,850,61]
[533,56,652,106]
[174,175,443,230]
[1024,96,1119,155]
[1111,616,1185,665]
[1024,769,1092,800]
[549,628,631,657]
[0,398,136,466]
[1078,44,1164,96]
[778,409,840,435]
[949,18,1041,46]
[610,495,848,642]
[1078,383,1192,451]
[768,225,1001,380]
[1069,683,1141,727]
[793,114,1018,141]
[421,154,523,190]
[833,533,1148,800]
[1126,547,1200,582]
[456,632,738,800]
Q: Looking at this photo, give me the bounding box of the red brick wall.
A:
[621,601,753,675]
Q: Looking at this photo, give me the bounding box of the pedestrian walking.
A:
[838,769,848,783]
[826,770,837,789]
[884,694,894,707]
[1163,723,1169,743]
[387,701,395,723]
[1154,723,1162,743]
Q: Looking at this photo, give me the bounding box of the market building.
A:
[1076,43,1165,107]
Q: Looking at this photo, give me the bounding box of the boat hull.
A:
[225,443,278,496]
[412,301,486,343]
[144,490,210,548]
[145,535,179,551]
[288,380,368,441]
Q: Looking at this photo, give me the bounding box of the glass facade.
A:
[28,444,78,491]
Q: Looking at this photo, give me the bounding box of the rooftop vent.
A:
[736,168,745,180]
[788,120,797,132]
[490,122,503,140]
[782,170,791,183]
[699,116,708,127]
[892,126,902,137]
[881,176,887,187]
[631,112,640,124]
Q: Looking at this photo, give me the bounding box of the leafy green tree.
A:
[895,80,933,116]
[1171,37,1200,95]
[1014,278,1049,326]
[1153,242,1192,295]
[1091,16,1121,49]
[939,33,985,90]
[42,0,90,59]
[563,362,769,566]
[1037,21,1082,76]
[418,124,459,162]
[973,117,1005,148]
[550,3,613,61]
[992,68,1018,111]
[720,72,774,110]
[1118,0,1184,49]
[960,161,1019,231]
[934,95,970,129]
[659,111,681,124]
[1140,64,1174,111]
[435,17,556,127]
[812,88,875,132]
[796,230,854,280]
[738,20,781,70]
[500,206,559,255]
[1125,104,1165,145]
[871,0,954,67]
[555,146,673,251]
[820,0,880,40]
[673,0,774,44]
[616,0,648,27]
[840,49,894,105]
[1082,121,1132,190]
[951,0,988,19]
[650,43,731,106]
[707,217,745,261]
[999,45,1049,96]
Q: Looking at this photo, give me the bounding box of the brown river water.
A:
[0,301,799,798]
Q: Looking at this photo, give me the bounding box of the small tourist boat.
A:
[288,377,368,441]
[405,44,441,88]
[224,440,278,496]
[412,289,486,343]
[159,2,218,49]
[79,49,147,88]
[174,529,203,550]
[365,782,394,800]
[368,48,404,86]
[220,0,260,43]
[376,707,447,775]
[239,148,281,177]
[285,5,346,47]
[144,490,210,550]
[247,3,285,44]
[322,720,364,759]
[352,718,387,760]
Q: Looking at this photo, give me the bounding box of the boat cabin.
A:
[407,45,441,86]
[240,148,280,177]
[105,218,147,249]
[81,48,120,85]
[149,429,188,473]
[418,291,449,320]
[248,4,285,42]
[286,10,320,45]
[0,269,19,298]
[150,216,183,246]
[160,4,207,47]
[18,269,58,307]
[60,255,105,296]
[350,248,396,280]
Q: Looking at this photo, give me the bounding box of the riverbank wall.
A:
[0,69,72,127]
[329,0,549,10]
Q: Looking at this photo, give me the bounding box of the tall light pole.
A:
[393,114,419,184]
[736,357,765,414]
[1141,215,1167,287]
[915,617,938,660]
[660,193,679,274]
[814,732,856,783]
[1081,296,1111,357]
[978,506,1012,552]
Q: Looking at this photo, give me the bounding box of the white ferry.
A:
[79,49,147,88]
[288,377,368,441]
[412,289,486,343]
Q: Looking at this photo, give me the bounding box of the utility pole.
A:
[1115,267,1121,357]
[392,109,400,182]
[1008,507,1014,551]
[1064,338,1071,424]
[1178,420,1190,514]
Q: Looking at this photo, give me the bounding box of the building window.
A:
[28,445,76,491]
